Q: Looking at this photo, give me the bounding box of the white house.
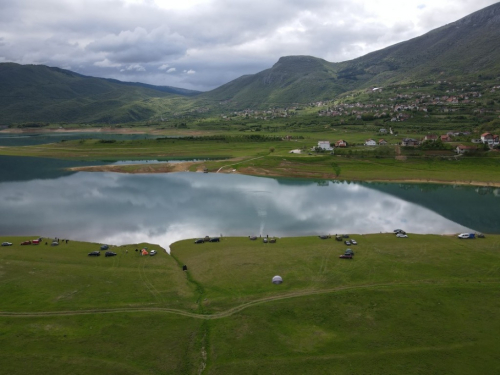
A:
[365,139,376,146]
[481,132,499,146]
[317,141,333,151]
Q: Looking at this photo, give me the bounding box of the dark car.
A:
[1,242,12,246]
[21,240,31,245]
[344,240,351,246]
[249,236,257,240]
[339,254,353,259]
[342,234,349,238]
[269,238,277,243]
[209,237,220,242]
[319,235,330,240]
[335,236,342,241]
[105,251,117,257]
[345,249,354,256]
[194,239,204,244]
[394,229,406,234]
[88,251,100,256]
[477,233,485,238]
[100,245,109,250]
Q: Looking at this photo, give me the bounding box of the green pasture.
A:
[1,234,499,374]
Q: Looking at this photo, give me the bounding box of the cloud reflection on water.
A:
[0,172,470,250]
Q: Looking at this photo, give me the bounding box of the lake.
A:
[1,156,498,250]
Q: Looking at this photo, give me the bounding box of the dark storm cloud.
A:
[0,0,498,90]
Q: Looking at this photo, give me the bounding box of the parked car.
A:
[249,236,257,240]
[100,245,109,250]
[351,239,357,245]
[105,251,117,257]
[209,237,220,242]
[335,236,342,241]
[269,238,277,243]
[51,241,59,246]
[393,229,404,233]
[396,233,408,238]
[318,235,330,240]
[32,239,40,245]
[194,239,204,244]
[263,238,268,243]
[339,254,353,259]
[345,249,354,256]
[458,233,475,239]
[344,240,351,246]
[20,240,31,245]
[1,242,12,246]
[342,234,349,238]
[150,250,157,256]
[88,251,100,256]
[477,233,485,238]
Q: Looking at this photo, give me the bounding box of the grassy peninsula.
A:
[1,234,499,374]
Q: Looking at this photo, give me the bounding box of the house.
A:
[424,134,438,141]
[379,128,387,134]
[456,145,477,154]
[365,139,376,146]
[481,133,500,146]
[440,135,452,142]
[289,149,302,154]
[335,140,348,147]
[402,138,420,147]
[317,141,333,151]
[481,133,493,144]
[379,139,388,145]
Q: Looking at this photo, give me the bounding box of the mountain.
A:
[201,2,500,107]
[0,63,200,124]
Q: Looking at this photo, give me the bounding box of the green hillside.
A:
[200,2,500,108]
[0,63,199,124]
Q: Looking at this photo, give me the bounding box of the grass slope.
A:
[0,234,499,373]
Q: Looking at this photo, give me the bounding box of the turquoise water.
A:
[1,155,498,249]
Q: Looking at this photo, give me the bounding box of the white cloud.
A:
[94,58,122,68]
[185,69,195,74]
[0,0,498,91]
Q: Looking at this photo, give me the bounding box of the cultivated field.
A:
[1,234,499,374]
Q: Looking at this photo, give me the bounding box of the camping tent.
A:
[141,249,149,256]
[272,275,283,284]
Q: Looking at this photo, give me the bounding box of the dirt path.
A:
[1,280,494,320]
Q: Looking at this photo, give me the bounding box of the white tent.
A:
[272,275,283,284]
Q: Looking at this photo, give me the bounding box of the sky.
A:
[0,0,498,91]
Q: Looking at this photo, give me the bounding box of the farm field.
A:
[1,234,499,374]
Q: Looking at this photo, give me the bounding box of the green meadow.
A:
[1,135,499,184]
[1,234,499,374]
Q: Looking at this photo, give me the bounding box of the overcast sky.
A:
[0,0,498,91]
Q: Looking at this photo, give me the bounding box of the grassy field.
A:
[1,234,499,374]
[1,136,500,185]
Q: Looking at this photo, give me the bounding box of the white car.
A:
[149,250,157,256]
[396,233,408,238]
[351,239,357,245]
[458,233,473,239]
[1,242,12,246]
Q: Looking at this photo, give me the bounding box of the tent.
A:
[141,249,149,256]
[272,275,283,284]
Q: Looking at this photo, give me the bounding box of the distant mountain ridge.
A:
[201,2,500,107]
[0,63,200,124]
[1,3,500,123]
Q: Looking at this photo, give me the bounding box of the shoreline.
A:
[69,162,500,187]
